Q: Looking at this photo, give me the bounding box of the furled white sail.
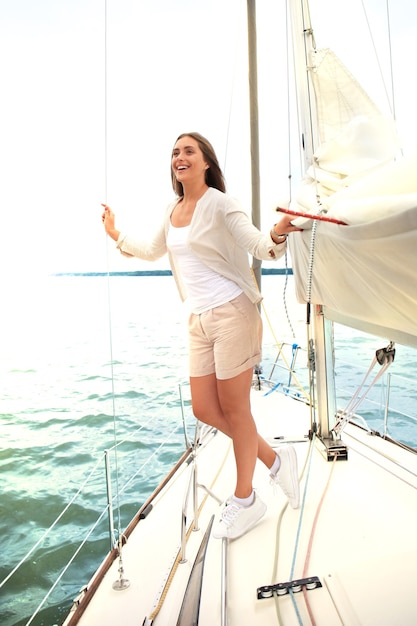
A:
[288,48,417,347]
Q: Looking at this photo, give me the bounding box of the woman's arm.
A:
[101,202,168,261]
[224,199,302,260]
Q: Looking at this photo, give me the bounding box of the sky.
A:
[1,0,416,277]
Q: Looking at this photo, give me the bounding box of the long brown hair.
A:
[171,132,226,197]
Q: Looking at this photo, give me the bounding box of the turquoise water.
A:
[1,275,191,626]
[1,275,416,626]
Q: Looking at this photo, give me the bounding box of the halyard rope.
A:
[301,453,337,626]
[272,435,338,626]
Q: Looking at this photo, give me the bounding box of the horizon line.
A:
[52,268,293,277]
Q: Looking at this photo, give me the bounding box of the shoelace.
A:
[221,502,242,526]
[270,473,279,495]
[271,470,294,499]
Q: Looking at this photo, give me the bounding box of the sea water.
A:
[1,274,416,626]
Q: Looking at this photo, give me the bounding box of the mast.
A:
[247,0,261,292]
[289,0,338,448]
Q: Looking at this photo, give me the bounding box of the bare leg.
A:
[190,369,277,498]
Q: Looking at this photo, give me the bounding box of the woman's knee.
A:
[192,400,208,423]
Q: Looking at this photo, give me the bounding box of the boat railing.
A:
[259,336,416,450]
[176,385,227,624]
[334,356,417,449]
[255,340,310,403]
[178,388,223,564]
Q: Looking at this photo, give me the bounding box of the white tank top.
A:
[167,224,242,314]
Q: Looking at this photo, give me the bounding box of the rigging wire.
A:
[222,0,245,175]
[333,343,395,436]
[384,0,396,122]
[284,0,293,209]
[103,0,123,543]
[360,0,396,120]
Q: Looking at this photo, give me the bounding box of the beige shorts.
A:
[188,292,263,380]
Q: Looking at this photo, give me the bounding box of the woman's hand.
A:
[273,211,303,236]
[269,211,303,245]
[101,203,120,241]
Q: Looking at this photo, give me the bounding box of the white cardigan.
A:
[116,187,286,304]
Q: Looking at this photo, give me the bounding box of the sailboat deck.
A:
[64,389,417,626]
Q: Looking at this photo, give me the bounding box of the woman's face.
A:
[172,136,208,186]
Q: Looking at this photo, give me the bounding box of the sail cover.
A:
[288,49,417,347]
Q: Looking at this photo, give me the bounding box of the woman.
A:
[102,132,301,540]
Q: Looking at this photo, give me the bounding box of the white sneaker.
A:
[212,493,267,540]
[271,446,300,509]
